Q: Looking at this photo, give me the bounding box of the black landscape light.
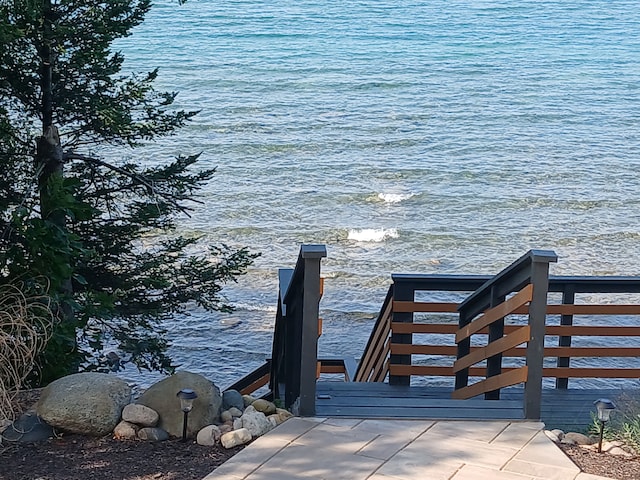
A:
[177,388,198,442]
[593,398,616,453]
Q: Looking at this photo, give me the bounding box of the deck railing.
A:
[454,250,557,419]
[269,244,326,416]
[355,252,640,417]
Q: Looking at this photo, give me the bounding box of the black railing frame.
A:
[269,244,326,416]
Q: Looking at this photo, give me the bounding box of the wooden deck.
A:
[315,382,640,430]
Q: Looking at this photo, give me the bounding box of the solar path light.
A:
[177,388,198,442]
[593,398,616,453]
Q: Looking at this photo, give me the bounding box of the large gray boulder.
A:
[136,371,222,438]
[36,373,131,436]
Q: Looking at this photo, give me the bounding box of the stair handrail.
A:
[269,244,326,416]
[454,249,558,419]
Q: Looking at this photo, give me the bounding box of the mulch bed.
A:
[0,435,243,480]
[0,390,244,480]
[558,444,640,480]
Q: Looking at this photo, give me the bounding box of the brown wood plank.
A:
[320,365,346,374]
[542,367,640,378]
[373,356,390,382]
[545,326,640,336]
[452,366,529,399]
[453,326,531,373]
[543,347,640,357]
[546,304,640,315]
[239,373,270,395]
[389,344,640,358]
[394,324,640,337]
[389,365,489,377]
[393,301,459,313]
[392,322,459,334]
[456,284,534,343]
[390,344,457,355]
[356,301,392,381]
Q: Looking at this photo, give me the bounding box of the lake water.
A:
[114,0,640,389]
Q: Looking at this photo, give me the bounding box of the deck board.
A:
[315,382,640,429]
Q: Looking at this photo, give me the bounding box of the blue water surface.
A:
[113,0,640,388]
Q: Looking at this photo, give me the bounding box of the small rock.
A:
[251,399,276,415]
[138,427,169,442]
[275,408,293,419]
[197,425,222,446]
[122,404,159,427]
[603,440,624,449]
[222,390,244,412]
[242,395,256,407]
[221,428,252,448]
[544,430,561,443]
[1,413,55,443]
[113,421,138,440]
[220,411,233,423]
[219,424,232,434]
[564,432,593,445]
[267,415,278,428]
[241,405,273,437]
[233,418,242,430]
[550,429,565,441]
[228,407,243,418]
[607,446,633,457]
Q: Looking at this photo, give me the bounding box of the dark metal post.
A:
[486,286,505,400]
[389,279,414,386]
[556,286,575,389]
[298,245,327,416]
[455,309,472,391]
[524,252,557,419]
[181,411,188,442]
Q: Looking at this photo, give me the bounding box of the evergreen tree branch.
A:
[63,151,195,216]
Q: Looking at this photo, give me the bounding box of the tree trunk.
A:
[36,0,76,370]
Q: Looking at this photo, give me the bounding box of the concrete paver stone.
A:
[202,418,591,480]
[451,464,536,480]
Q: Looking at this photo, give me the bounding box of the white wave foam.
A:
[378,192,414,203]
[348,228,399,242]
[233,302,277,313]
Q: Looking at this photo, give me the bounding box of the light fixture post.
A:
[593,398,616,453]
[177,388,198,442]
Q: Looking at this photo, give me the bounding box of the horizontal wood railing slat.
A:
[392,323,640,337]
[393,301,459,313]
[452,366,529,400]
[389,344,640,358]
[547,304,640,315]
[389,365,489,377]
[392,322,459,334]
[388,364,640,379]
[545,325,640,336]
[455,284,534,343]
[543,367,640,378]
[453,326,531,373]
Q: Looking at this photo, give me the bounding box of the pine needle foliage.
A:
[0,0,258,385]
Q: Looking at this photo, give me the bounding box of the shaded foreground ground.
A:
[2,390,640,480]
[0,435,243,480]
